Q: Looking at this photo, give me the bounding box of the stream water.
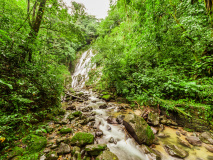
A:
[71,49,213,160]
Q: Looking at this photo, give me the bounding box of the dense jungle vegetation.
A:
[92,0,213,116]
[0,0,98,152]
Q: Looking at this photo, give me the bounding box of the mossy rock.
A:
[60,128,72,134]
[96,150,118,160]
[101,92,109,95]
[8,146,24,159]
[68,114,75,121]
[102,95,111,101]
[85,144,107,156]
[72,111,82,117]
[70,132,94,147]
[23,135,47,152]
[123,113,154,145]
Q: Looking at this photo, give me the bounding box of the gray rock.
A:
[205,144,213,153]
[96,131,103,137]
[107,116,118,124]
[199,132,213,144]
[66,105,76,110]
[57,142,71,154]
[99,104,107,109]
[157,133,170,138]
[43,148,51,153]
[108,137,114,143]
[177,137,191,148]
[151,127,159,134]
[186,136,202,146]
[176,131,181,137]
[148,112,159,126]
[85,144,107,156]
[164,144,188,158]
[107,125,111,131]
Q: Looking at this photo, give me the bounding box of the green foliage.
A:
[0,0,99,154]
[93,0,213,113]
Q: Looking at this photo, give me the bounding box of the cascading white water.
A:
[72,49,96,88]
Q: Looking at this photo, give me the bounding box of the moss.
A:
[68,114,75,120]
[72,111,82,117]
[184,128,194,132]
[101,92,109,95]
[102,95,111,101]
[60,128,72,134]
[8,146,24,159]
[23,134,47,152]
[96,150,118,160]
[85,144,107,156]
[146,125,155,145]
[70,132,94,147]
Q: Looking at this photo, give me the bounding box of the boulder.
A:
[99,104,107,109]
[140,145,161,160]
[164,144,188,158]
[97,150,119,160]
[148,112,159,126]
[157,133,170,138]
[199,132,213,144]
[186,136,202,146]
[57,142,71,154]
[46,151,58,160]
[85,144,107,156]
[107,116,118,124]
[70,132,94,147]
[177,137,191,148]
[205,144,213,153]
[23,135,47,152]
[123,113,154,145]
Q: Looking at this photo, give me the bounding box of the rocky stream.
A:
[8,50,213,160]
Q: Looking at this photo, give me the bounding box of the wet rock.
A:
[108,137,114,143]
[205,144,213,153]
[157,133,170,138]
[57,142,71,154]
[199,132,213,144]
[43,148,51,153]
[40,155,46,160]
[66,105,76,110]
[56,137,66,144]
[95,131,103,137]
[148,112,160,126]
[90,112,96,116]
[85,144,107,156]
[107,116,118,124]
[123,113,155,145]
[151,127,159,134]
[99,104,107,109]
[159,124,164,132]
[87,116,95,122]
[107,125,111,131]
[164,144,188,158]
[81,107,92,112]
[46,151,58,160]
[160,115,167,125]
[170,126,178,129]
[71,146,81,155]
[177,137,191,148]
[153,137,160,145]
[140,145,161,160]
[186,136,202,146]
[116,115,125,124]
[87,121,95,127]
[59,119,69,125]
[70,132,94,147]
[180,130,187,136]
[50,144,58,149]
[176,131,181,137]
[97,150,119,160]
[60,128,72,134]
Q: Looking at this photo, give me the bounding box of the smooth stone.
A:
[177,137,191,148]
[186,136,202,146]
[97,150,119,160]
[157,133,170,138]
[176,131,181,137]
[57,142,71,154]
[148,112,160,126]
[205,144,213,153]
[199,132,213,144]
[108,137,114,143]
[164,144,188,158]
